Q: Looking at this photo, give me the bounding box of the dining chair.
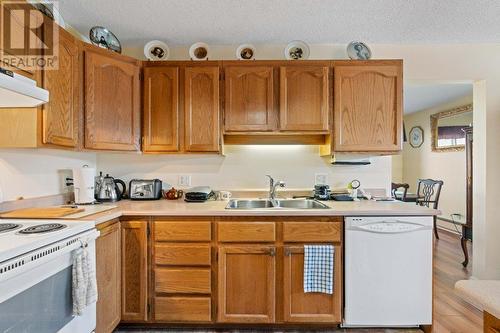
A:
[416,179,444,239]
[391,183,410,201]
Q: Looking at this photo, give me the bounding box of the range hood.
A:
[0,68,49,107]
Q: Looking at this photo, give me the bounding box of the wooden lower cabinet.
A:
[116,217,343,327]
[95,220,121,333]
[283,245,342,323]
[152,218,213,323]
[154,297,212,322]
[484,311,500,333]
[121,220,148,322]
[217,245,276,323]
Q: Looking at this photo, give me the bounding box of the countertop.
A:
[81,198,440,225]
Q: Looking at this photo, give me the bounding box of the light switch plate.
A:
[178,175,192,187]
[315,173,328,185]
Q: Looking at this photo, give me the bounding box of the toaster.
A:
[129,179,162,200]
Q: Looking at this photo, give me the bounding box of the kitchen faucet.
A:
[266,175,286,201]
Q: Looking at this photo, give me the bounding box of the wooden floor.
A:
[431,230,482,333]
[116,230,481,333]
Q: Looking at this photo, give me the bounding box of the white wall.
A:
[0,149,96,202]
[97,146,391,191]
[399,95,472,232]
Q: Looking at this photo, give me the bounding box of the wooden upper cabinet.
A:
[224,66,276,132]
[280,66,329,131]
[143,67,179,152]
[42,27,81,147]
[333,61,403,152]
[96,220,121,333]
[217,246,276,323]
[283,246,341,323]
[84,47,141,151]
[184,66,220,152]
[121,220,148,322]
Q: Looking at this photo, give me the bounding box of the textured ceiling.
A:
[404,83,472,114]
[58,0,500,46]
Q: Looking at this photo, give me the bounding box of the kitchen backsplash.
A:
[96,145,391,192]
[0,146,390,203]
[0,149,96,202]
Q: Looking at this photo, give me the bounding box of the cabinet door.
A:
[96,221,121,333]
[184,66,220,152]
[42,27,80,147]
[334,62,403,152]
[283,245,341,323]
[224,66,276,132]
[280,66,329,131]
[84,48,141,151]
[121,221,148,322]
[143,67,179,152]
[217,246,276,323]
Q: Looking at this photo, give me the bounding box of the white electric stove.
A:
[0,219,96,262]
[0,219,99,333]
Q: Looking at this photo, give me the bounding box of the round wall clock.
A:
[409,126,424,148]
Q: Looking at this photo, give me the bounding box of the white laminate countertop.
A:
[80,198,440,225]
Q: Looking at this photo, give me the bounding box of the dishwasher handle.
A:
[351,221,431,234]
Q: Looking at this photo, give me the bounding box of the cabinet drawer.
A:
[155,221,211,242]
[155,268,211,294]
[154,297,211,322]
[218,222,276,242]
[283,222,341,242]
[155,245,211,266]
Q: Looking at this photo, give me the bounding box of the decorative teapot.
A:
[163,187,184,200]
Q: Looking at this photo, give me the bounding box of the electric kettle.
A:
[95,174,127,202]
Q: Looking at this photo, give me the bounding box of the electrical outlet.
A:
[315,173,328,185]
[178,175,192,187]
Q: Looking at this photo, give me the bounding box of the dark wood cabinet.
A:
[84,46,141,151]
[42,27,81,148]
[333,60,403,152]
[121,220,148,322]
[279,66,329,131]
[462,127,473,267]
[224,66,277,132]
[217,245,276,323]
[96,220,121,333]
[143,66,180,152]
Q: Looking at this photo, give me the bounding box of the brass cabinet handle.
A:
[284,248,291,256]
[269,248,276,257]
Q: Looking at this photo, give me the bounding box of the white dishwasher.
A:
[343,216,433,328]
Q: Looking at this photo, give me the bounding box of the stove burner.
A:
[0,223,21,234]
[18,223,66,234]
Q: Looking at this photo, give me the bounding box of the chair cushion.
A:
[455,280,500,318]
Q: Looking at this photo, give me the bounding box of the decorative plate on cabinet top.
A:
[144,40,169,60]
[284,40,310,60]
[236,44,256,60]
[189,42,209,60]
[89,26,122,54]
[347,41,371,60]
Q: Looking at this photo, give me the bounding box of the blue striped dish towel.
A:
[304,245,334,294]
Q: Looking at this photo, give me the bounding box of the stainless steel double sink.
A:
[225,198,330,210]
